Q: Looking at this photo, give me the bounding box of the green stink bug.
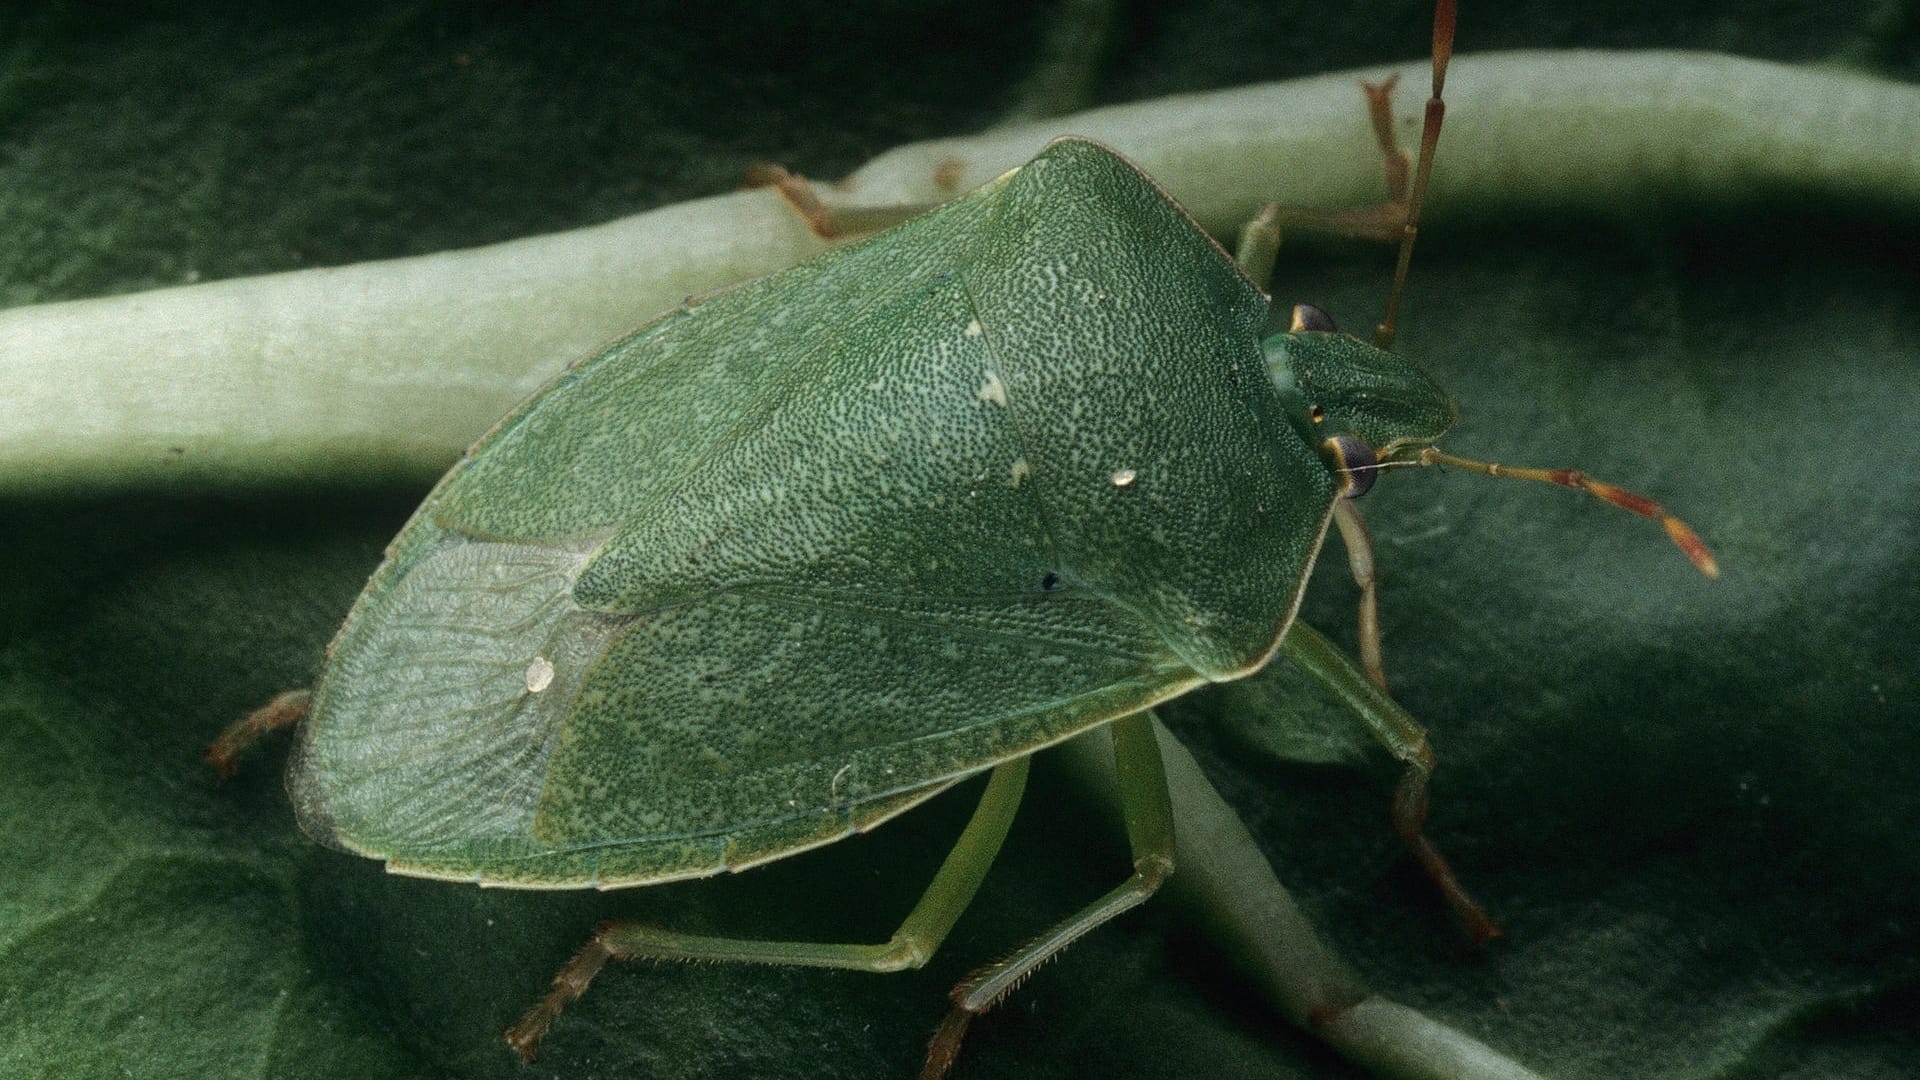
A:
[208,4,1717,1075]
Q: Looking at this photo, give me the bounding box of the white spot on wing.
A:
[1111,468,1137,488]
[978,370,1008,407]
[525,656,555,693]
[1009,458,1031,488]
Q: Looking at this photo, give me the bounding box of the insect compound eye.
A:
[1308,404,1327,424]
[1325,433,1379,498]
[1289,303,1338,333]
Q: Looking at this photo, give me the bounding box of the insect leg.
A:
[1234,0,1457,327]
[746,163,948,239]
[1249,63,1430,253]
[1238,1,1454,346]
[1279,621,1499,945]
[1230,72,1412,295]
[1331,499,1389,692]
[1234,202,1284,291]
[503,758,1029,1062]
[920,711,1174,1080]
[204,689,311,779]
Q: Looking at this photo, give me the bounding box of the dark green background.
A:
[2,2,1916,1077]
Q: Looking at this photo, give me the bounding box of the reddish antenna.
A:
[1374,0,1455,351]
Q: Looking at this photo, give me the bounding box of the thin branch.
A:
[1,52,1916,495]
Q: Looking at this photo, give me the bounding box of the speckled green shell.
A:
[287,137,1343,888]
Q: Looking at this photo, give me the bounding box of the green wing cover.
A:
[289,139,1337,887]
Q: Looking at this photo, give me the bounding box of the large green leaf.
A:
[3,3,1915,1078]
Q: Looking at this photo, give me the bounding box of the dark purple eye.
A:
[1290,304,1338,333]
[1326,434,1379,498]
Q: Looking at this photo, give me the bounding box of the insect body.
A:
[212,10,1715,1071]
[288,137,1445,887]
[231,135,1462,1071]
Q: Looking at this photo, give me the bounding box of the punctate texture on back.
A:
[287,139,1341,888]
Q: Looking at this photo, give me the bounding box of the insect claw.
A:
[503,1015,545,1064]
[504,928,619,1062]
[919,1007,973,1080]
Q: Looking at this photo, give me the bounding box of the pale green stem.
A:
[0,52,1915,495]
